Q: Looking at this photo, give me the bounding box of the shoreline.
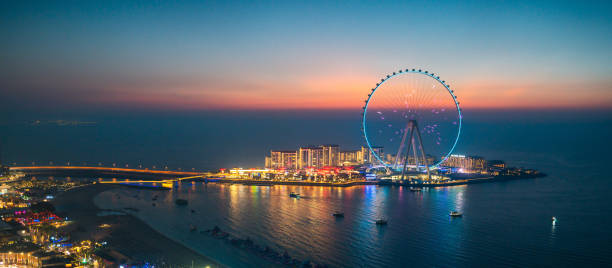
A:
[378,173,547,187]
[210,173,546,188]
[52,184,222,267]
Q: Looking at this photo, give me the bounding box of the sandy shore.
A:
[53,184,221,267]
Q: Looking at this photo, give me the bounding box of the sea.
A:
[2,109,612,267]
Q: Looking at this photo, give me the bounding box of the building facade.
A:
[267,145,384,168]
[441,154,487,171]
[321,144,339,167]
[339,150,363,166]
[362,146,384,165]
[298,147,324,168]
[269,150,298,169]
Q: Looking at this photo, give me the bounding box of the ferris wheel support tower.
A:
[395,120,431,181]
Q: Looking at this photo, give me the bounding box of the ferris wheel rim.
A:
[361,68,462,169]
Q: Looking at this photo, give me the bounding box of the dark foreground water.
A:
[94,169,611,267]
[3,109,612,266]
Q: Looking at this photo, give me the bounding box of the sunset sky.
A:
[1,0,611,114]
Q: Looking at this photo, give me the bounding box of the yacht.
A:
[289,192,300,198]
[375,219,388,225]
[450,211,463,217]
[332,212,344,217]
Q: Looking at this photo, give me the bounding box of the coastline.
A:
[52,184,222,267]
[211,173,546,188]
[378,173,547,187]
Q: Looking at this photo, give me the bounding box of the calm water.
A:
[94,171,611,267]
[4,109,612,266]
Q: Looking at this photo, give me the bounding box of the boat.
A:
[375,219,388,225]
[332,212,344,217]
[190,224,197,232]
[409,188,422,192]
[450,211,463,217]
[552,216,557,225]
[175,199,188,206]
[289,192,300,198]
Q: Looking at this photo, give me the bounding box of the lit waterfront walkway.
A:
[10,166,204,176]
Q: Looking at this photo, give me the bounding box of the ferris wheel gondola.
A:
[362,69,462,172]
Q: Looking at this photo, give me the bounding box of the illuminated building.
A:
[321,144,339,167]
[362,146,384,165]
[264,156,271,169]
[269,150,297,169]
[441,154,487,171]
[298,147,323,168]
[339,150,363,166]
[267,144,381,168]
[0,242,40,266]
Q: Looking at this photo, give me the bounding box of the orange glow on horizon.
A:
[87,77,611,110]
[11,70,610,110]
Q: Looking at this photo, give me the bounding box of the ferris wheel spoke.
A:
[363,69,461,169]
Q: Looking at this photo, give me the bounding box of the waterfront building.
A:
[267,144,384,168]
[298,147,324,168]
[321,144,339,167]
[362,146,384,165]
[270,150,298,169]
[264,156,271,169]
[339,150,363,166]
[441,154,487,171]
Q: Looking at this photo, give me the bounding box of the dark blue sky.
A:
[1,0,611,117]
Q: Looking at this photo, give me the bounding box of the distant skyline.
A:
[1,0,611,115]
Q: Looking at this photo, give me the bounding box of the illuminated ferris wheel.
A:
[362,68,461,173]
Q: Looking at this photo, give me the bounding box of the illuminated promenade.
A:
[10,166,205,178]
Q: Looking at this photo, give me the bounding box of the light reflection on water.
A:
[95,178,611,267]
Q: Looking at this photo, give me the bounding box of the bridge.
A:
[10,166,212,188]
[10,166,207,179]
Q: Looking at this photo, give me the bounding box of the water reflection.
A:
[93,181,608,267]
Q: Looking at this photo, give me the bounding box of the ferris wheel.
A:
[362,68,461,172]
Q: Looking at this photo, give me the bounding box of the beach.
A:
[52,184,221,267]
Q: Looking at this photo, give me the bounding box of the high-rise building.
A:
[264,156,272,168]
[339,150,362,166]
[361,146,384,164]
[321,144,339,167]
[298,147,324,168]
[270,150,298,169]
[267,144,379,168]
